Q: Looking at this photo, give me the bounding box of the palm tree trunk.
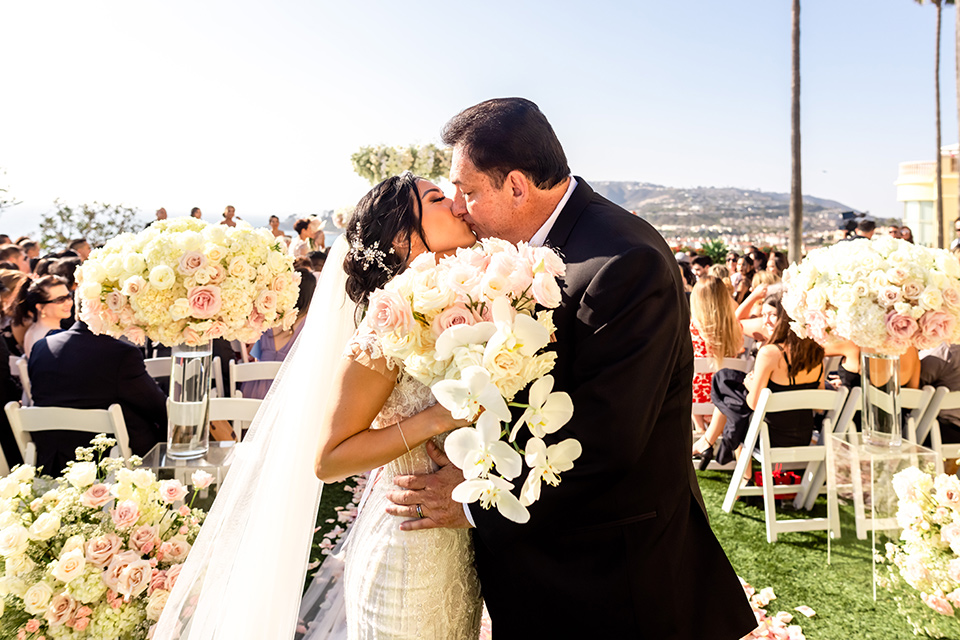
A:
[789,0,802,263]
[936,0,945,247]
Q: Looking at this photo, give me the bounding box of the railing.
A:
[897,161,936,181]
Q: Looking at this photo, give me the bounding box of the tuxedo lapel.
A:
[544,177,593,250]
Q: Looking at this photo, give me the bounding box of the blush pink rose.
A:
[25,619,40,632]
[159,480,189,504]
[117,558,153,598]
[903,280,924,300]
[149,569,167,594]
[73,617,90,632]
[271,274,292,292]
[254,290,278,314]
[45,593,76,627]
[80,483,113,508]
[158,538,191,564]
[187,286,222,319]
[948,559,960,583]
[488,253,518,280]
[943,285,960,308]
[104,308,120,325]
[532,246,565,277]
[129,525,159,555]
[878,286,903,307]
[203,321,228,341]
[531,272,562,308]
[885,311,919,343]
[181,326,203,347]
[208,264,227,285]
[105,291,126,312]
[121,275,146,296]
[431,304,476,336]
[177,251,207,276]
[367,289,414,335]
[103,550,141,592]
[111,499,141,529]
[86,533,123,568]
[124,326,146,346]
[923,592,955,617]
[804,309,830,344]
[920,310,955,341]
[164,563,183,591]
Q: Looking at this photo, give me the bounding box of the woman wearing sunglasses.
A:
[15,275,73,357]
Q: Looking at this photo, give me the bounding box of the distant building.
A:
[895,143,958,247]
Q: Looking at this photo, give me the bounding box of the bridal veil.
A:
[154,236,356,639]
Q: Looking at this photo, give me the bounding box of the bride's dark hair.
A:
[343,172,429,308]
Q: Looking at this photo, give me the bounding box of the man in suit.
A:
[28,321,166,473]
[387,98,756,637]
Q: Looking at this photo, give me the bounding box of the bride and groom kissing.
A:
[156,98,758,640]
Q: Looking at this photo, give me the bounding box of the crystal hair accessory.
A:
[350,222,395,271]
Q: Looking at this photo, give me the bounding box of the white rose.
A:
[0,477,18,500]
[830,285,858,309]
[919,285,944,311]
[266,250,288,272]
[65,461,97,489]
[78,281,102,302]
[52,548,86,583]
[27,512,60,541]
[170,298,191,321]
[0,525,29,557]
[145,588,170,621]
[81,261,107,284]
[0,575,26,597]
[5,554,34,577]
[938,253,960,278]
[228,257,251,280]
[8,466,33,483]
[61,534,85,555]
[102,255,124,279]
[805,287,828,311]
[22,581,53,615]
[122,253,147,275]
[149,265,176,290]
[0,512,18,529]
[132,468,156,487]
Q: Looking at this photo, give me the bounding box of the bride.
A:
[154,173,482,640]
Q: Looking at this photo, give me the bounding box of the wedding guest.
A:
[736,288,781,353]
[268,215,288,243]
[29,321,166,473]
[765,251,789,277]
[690,276,743,432]
[293,256,313,271]
[0,331,22,468]
[887,225,902,239]
[0,244,27,272]
[678,262,695,293]
[920,344,960,452]
[0,270,29,355]
[306,249,326,274]
[731,254,755,304]
[155,207,168,221]
[68,238,91,261]
[852,217,876,240]
[309,217,326,251]
[952,218,960,251]
[239,268,316,400]
[15,275,72,358]
[746,246,767,271]
[724,251,739,274]
[191,207,202,219]
[693,296,825,465]
[0,235,10,245]
[707,263,734,295]
[221,205,239,227]
[47,257,81,329]
[824,339,920,391]
[690,255,712,281]
[288,218,314,258]
[900,225,915,244]
[18,240,39,262]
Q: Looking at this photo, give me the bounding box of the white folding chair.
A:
[208,397,263,441]
[721,387,850,543]
[12,357,31,407]
[4,401,131,466]
[0,442,9,477]
[916,387,960,474]
[212,356,224,399]
[692,357,752,471]
[229,361,282,399]
[144,356,172,381]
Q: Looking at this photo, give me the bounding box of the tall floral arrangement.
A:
[0,435,210,639]
[882,467,960,636]
[366,238,580,523]
[782,237,960,354]
[74,218,300,347]
[350,144,452,186]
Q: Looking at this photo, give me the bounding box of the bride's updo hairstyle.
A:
[343,172,429,309]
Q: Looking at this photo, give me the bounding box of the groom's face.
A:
[450,146,519,242]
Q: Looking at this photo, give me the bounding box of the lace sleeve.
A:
[343,320,400,379]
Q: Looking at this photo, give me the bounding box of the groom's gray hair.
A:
[441,97,569,190]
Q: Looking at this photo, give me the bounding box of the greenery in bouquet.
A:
[782,236,960,355]
[75,218,300,347]
[0,435,209,640]
[365,238,580,523]
[880,467,960,637]
[350,144,452,186]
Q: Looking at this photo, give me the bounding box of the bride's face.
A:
[413,180,476,256]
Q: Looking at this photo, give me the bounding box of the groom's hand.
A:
[386,440,472,531]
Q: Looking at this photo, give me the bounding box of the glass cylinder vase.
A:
[860,351,902,448]
[167,343,213,459]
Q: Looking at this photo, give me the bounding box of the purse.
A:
[752,464,802,500]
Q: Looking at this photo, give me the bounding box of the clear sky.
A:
[0,0,956,236]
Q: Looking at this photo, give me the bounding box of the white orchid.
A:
[484,297,550,363]
[432,366,511,422]
[519,437,582,506]
[451,475,530,524]
[435,322,496,360]
[445,412,522,480]
[509,375,574,441]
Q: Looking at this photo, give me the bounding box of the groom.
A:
[387,98,757,638]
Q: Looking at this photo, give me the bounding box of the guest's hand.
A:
[386,440,471,531]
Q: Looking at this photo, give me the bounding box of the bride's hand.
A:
[422,404,474,435]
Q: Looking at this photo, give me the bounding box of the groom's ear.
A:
[504,170,528,203]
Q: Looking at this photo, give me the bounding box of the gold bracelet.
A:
[396,420,411,453]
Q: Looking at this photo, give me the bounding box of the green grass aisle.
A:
[696,469,921,640]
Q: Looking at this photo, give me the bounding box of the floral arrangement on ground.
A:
[0,436,210,639]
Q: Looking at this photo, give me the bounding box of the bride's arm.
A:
[314,358,464,482]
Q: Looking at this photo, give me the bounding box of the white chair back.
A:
[0,442,8,477]
[209,397,262,441]
[916,387,960,473]
[144,357,172,380]
[721,387,850,543]
[12,357,31,407]
[4,401,131,466]
[229,361,282,398]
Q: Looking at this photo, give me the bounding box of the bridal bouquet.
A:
[75,218,300,347]
[0,435,208,640]
[782,237,960,354]
[366,238,581,523]
[883,467,960,633]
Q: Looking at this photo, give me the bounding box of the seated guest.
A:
[765,251,789,277]
[15,276,73,358]
[707,263,734,295]
[46,257,81,329]
[690,276,743,433]
[28,321,166,473]
[731,254,755,304]
[306,249,326,275]
[240,268,316,400]
[0,244,27,272]
[825,339,920,391]
[736,287,781,348]
[690,255,713,281]
[919,343,960,447]
[288,218,314,258]
[67,238,91,261]
[0,269,29,355]
[693,296,825,465]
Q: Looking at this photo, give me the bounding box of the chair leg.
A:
[722,447,751,513]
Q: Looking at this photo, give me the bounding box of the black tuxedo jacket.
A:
[471,180,756,638]
[28,321,167,474]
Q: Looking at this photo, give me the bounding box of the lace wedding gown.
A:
[303,323,483,640]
